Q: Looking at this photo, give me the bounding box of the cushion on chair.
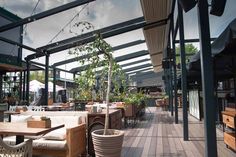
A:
[43,128,66,141]
[11,115,32,122]
[33,138,66,150]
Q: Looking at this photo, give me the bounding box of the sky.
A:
[0,0,236,80]
[0,0,149,78]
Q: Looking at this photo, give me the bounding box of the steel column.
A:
[53,68,56,103]
[23,71,26,100]
[168,46,174,116]
[197,0,217,156]
[0,74,2,100]
[171,17,178,124]
[26,61,30,105]
[178,2,188,141]
[45,55,49,106]
[19,72,23,100]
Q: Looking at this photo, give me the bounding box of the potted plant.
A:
[70,22,125,157]
[123,92,147,120]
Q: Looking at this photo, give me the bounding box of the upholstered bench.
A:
[4,111,88,157]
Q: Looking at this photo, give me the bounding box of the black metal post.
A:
[23,71,26,100]
[26,61,30,105]
[171,17,178,124]
[73,73,76,99]
[168,45,174,116]
[53,68,56,103]
[197,0,217,156]
[178,2,188,141]
[19,72,23,101]
[45,54,49,106]
[0,74,2,100]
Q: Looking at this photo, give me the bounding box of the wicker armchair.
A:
[0,137,32,157]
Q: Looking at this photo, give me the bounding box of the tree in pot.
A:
[69,22,125,157]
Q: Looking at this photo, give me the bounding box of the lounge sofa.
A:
[4,111,88,157]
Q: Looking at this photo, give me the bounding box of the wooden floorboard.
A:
[121,107,236,157]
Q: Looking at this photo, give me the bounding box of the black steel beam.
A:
[178,2,188,141]
[120,58,150,68]
[0,0,95,33]
[127,67,153,75]
[30,61,71,73]
[0,36,41,53]
[27,17,167,60]
[197,0,217,156]
[175,38,217,43]
[123,63,152,73]
[26,17,145,60]
[39,17,145,51]
[69,50,149,73]
[129,70,155,78]
[130,71,163,80]
[53,39,145,67]
[71,58,151,74]
[115,50,149,62]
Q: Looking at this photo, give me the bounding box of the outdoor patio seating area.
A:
[1,0,236,157]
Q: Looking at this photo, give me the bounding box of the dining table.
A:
[0,122,64,144]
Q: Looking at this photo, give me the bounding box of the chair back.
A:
[0,137,32,157]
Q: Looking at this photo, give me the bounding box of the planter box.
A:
[124,104,137,117]
[27,119,51,128]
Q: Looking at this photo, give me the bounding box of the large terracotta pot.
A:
[92,129,124,157]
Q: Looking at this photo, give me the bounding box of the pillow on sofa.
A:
[11,115,32,122]
[43,128,66,141]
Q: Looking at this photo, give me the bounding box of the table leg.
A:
[16,135,24,144]
[8,114,11,122]
[0,111,4,122]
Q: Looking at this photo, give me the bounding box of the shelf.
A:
[222,111,236,152]
[224,132,236,151]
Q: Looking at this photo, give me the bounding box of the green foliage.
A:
[175,43,198,64]
[30,71,45,82]
[123,92,147,106]
[69,22,127,101]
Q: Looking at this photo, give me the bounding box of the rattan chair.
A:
[0,137,32,157]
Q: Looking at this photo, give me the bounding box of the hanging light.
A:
[210,0,227,16]
[13,76,17,82]
[3,75,9,81]
[178,0,197,12]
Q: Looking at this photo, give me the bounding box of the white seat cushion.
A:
[3,136,66,150]
[11,115,32,122]
[33,138,67,150]
[43,128,66,140]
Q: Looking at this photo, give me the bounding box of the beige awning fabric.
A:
[140,0,173,72]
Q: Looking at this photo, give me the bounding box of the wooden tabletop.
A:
[0,122,64,136]
[222,111,236,117]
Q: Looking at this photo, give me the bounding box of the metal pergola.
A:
[0,0,230,156]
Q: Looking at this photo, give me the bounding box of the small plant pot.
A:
[92,129,124,157]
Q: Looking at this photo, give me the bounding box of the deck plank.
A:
[120,107,236,157]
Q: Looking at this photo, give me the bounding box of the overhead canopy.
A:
[188,18,236,80]
[140,0,173,72]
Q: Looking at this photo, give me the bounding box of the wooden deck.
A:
[121,107,236,157]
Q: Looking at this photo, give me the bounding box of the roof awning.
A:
[140,0,173,72]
